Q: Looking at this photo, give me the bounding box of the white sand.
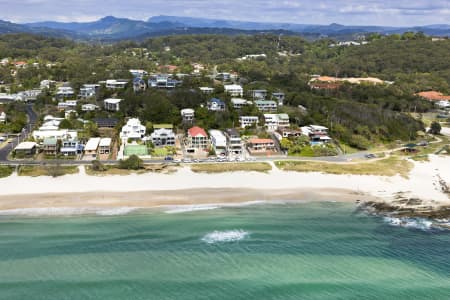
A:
[0,156,448,208]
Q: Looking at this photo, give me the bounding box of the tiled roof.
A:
[416,91,450,101]
[188,126,207,137]
[248,138,274,144]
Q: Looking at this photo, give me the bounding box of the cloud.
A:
[0,0,449,26]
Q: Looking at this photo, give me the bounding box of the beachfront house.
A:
[264,114,290,131]
[181,108,195,124]
[60,140,83,156]
[151,127,176,147]
[301,125,332,145]
[247,138,276,153]
[239,116,259,129]
[209,130,227,156]
[224,84,243,97]
[43,138,58,155]
[207,98,226,111]
[225,129,243,156]
[186,126,209,152]
[14,142,37,156]
[104,98,122,112]
[255,100,277,112]
[84,137,101,159]
[99,138,112,155]
[120,118,146,142]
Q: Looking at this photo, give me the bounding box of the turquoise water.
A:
[0,202,449,300]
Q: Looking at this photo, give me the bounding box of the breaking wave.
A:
[164,201,267,214]
[383,217,448,231]
[95,207,139,216]
[201,230,249,244]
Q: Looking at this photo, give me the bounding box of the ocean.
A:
[0,202,448,299]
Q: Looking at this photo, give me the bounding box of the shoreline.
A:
[0,187,372,212]
[0,155,448,215]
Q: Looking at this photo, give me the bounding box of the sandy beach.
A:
[0,155,448,213]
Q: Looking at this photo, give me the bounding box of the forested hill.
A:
[0,16,449,41]
[1,33,448,149]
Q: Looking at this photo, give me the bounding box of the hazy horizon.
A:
[0,0,449,27]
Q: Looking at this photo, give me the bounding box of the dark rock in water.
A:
[360,199,450,219]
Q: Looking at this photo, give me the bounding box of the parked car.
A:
[417,141,429,147]
[164,156,174,161]
[365,154,376,159]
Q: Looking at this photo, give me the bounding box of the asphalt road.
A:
[0,104,37,161]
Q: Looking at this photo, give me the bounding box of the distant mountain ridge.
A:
[0,15,447,41]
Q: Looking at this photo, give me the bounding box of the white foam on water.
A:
[95,207,139,216]
[163,201,268,214]
[164,204,221,214]
[201,230,249,244]
[0,207,95,216]
[383,216,437,231]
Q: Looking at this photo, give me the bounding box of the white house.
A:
[99,138,112,155]
[40,80,56,89]
[255,100,277,112]
[104,98,122,111]
[106,79,128,89]
[209,130,227,155]
[264,114,290,131]
[120,118,146,142]
[82,104,99,111]
[151,128,176,147]
[249,90,267,100]
[272,92,285,106]
[239,116,259,129]
[32,129,77,141]
[79,84,99,99]
[58,100,78,110]
[199,87,214,94]
[181,108,195,123]
[56,86,74,99]
[436,100,450,109]
[84,137,101,158]
[129,69,148,78]
[231,98,252,109]
[0,111,6,123]
[224,84,243,97]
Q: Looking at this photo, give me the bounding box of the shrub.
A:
[118,155,144,170]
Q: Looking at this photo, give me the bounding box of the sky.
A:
[0,0,449,26]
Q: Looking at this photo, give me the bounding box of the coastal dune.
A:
[0,156,448,212]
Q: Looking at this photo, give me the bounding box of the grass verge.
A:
[18,165,79,177]
[275,156,413,178]
[190,162,272,173]
[85,164,175,176]
[0,165,14,178]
